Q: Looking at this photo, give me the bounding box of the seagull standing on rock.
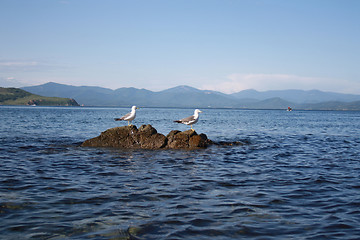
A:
[115,106,139,126]
[174,109,202,131]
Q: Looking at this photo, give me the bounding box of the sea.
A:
[1,106,360,240]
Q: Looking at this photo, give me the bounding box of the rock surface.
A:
[81,124,215,150]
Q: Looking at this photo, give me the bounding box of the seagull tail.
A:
[174,120,182,123]
[114,118,123,121]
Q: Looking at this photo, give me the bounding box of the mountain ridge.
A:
[231,89,360,103]
[21,82,360,110]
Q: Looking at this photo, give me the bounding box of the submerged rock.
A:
[81,124,243,150]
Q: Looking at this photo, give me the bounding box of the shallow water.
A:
[1,106,360,239]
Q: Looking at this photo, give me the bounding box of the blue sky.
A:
[1,0,360,94]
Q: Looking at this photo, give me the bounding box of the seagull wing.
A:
[174,115,196,124]
[115,112,131,121]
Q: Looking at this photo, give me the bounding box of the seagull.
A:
[174,109,202,131]
[115,106,139,126]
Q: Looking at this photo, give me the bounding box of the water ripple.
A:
[1,108,360,239]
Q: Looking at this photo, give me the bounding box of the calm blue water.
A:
[1,106,360,239]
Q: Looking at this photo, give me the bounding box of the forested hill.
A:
[0,87,79,106]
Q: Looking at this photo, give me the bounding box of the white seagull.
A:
[115,106,139,126]
[174,109,202,131]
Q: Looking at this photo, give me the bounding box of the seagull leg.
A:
[191,125,194,131]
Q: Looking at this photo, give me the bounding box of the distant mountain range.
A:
[230,89,360,103]
[21,82,360,110]
[0,87,79,106]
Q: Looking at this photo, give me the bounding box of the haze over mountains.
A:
[22,82,360,110]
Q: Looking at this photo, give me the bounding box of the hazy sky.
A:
[1,0,360,94]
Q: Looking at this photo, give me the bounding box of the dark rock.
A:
[167,130,191,149]
[166,130,210,149]
[138,124,158,136]
[82,124,211,149]
[189,133,209,148]
[81,125,167,149]
[81,124,244,150]
[138,124,168,149]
